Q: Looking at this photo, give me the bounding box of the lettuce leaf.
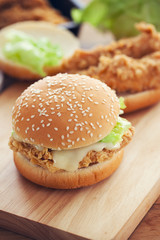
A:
[3,30,63,76]
[119,97,126,109]
[100,116,131,145]
[72,0,160,39]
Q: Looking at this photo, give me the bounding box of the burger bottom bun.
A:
[122,88,160,113]
[0,58,61,81]
[14,150,124,189]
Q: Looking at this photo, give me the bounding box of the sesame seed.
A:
[61,135,64,140]
[16,127,20,132]
[54,127,58,131]
[47,123,51,127]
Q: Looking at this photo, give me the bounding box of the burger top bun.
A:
[12,74,120,150]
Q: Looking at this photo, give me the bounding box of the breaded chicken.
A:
[0,0,68,29]
[9,126,134,173]
[57,23,160,93]
[60,22,160,73]
[78,53,160,93]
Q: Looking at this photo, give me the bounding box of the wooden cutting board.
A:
[0,82,160,240]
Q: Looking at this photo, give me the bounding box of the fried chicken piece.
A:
[58,23,160,93]
[9,126,134,172]
[60,22,160,73]
[76,52,160,93]
[0,0,68,29]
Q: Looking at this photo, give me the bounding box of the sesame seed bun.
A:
[14,150,124,189]
[12,74,120,150]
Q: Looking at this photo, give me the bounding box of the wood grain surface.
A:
[1,195,160,240]
[0,82,160,240]
[1,196,160,240]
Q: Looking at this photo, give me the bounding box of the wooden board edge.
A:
[114,179,160,240]
[0,211,88,240]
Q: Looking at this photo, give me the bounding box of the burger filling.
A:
[9,115,134,172]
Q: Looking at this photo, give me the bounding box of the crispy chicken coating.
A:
[79,53,160,93]
[9,126,134,173]
[61,23,160,72]
[0,0,68,29]
[59,23,160,93]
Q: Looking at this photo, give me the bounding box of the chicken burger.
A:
[9,73,134,189]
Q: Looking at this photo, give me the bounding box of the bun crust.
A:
[14,150,124,189]
[12,74,120,150]
[0,58,40,80]
[122,88,160,113]
[0,58,63,81]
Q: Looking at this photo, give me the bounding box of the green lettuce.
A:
[119,97,126,110]
[3,30,63,76]
[72,0,160,39]
[100,116,131,145]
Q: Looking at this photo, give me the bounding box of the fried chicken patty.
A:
[57,23,160,93]
[9,126,134,173]
[79,54,160,93]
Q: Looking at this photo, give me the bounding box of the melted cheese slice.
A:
[13,131,120,172]
[53,142,120,172]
